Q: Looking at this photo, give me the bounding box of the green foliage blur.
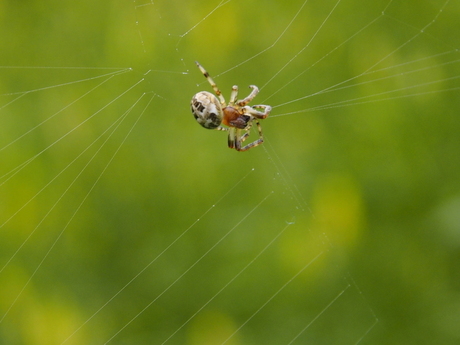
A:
[0,0,459,344]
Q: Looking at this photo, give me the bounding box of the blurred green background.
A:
[0,0,459,344]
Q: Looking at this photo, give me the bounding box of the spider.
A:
[190,61,271,151]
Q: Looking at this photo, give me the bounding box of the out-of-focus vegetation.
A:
[0,0,459,344]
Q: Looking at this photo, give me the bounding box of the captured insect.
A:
[190,61,272,151]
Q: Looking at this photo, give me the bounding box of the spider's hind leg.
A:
[235,120,264,152]
[227,127,237,150]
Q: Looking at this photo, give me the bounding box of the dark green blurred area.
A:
[0,0,460,344]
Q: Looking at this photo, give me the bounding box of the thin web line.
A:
[286,285,351,345]
[1,69,131,96]
[221,251,324,345]
[0,78,144,187]
[102,191,274,344]
[0,75,115,152]
[61,168,258,344]
[160,220,295,344]
[262,136,309,213]
[262,15,383,101]
[261,0,343,90]
[271,84,460,118]
[0,92,27,111]
[0,94,148,276]
[0,92,153,324]
[212,0,310,79]
[269,0,454,111]
[178,0,232,40]
[271,55,460,110]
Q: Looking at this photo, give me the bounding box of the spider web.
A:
[0,0,459,344]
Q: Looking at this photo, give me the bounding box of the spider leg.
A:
[238,120,253,143]
[228,85,238,106]
[242,105,272,119]
[237,85,259,106]
[228,125,255,150]
[195,61,226,107]
[216,126,228,132]
[235,120,264,151]
[227,127,237,149]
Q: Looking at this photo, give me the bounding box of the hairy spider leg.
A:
[234,119,264,151]
[228,85,238,106]
[228,127,237,150]
[244,105,272,119]
[195,61,226,107]
[237,85,259,106]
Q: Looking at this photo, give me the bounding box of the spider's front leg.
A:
[195,61,226,107]
[228,85,238,106]
[237,85,259,106]
[243,105,272,119]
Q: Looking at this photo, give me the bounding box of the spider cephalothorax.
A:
[190,61,271,151]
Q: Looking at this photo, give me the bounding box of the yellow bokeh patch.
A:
[310,173,365,248]
[186,310,240,345]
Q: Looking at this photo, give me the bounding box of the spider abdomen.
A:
[190,91,223,129]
